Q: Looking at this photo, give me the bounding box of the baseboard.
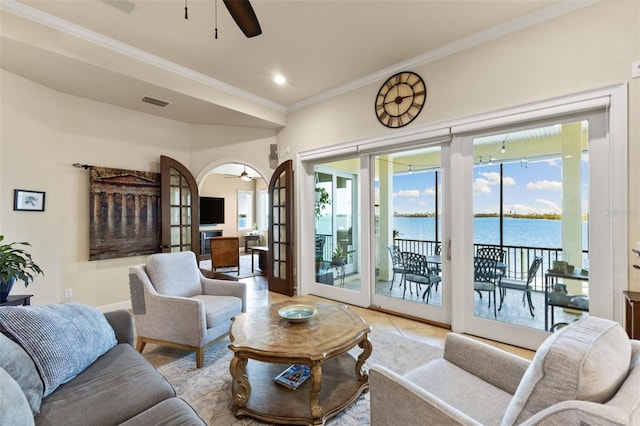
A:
[97,300,131,312]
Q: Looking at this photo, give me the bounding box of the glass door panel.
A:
[372,144,450,324]
[469,121,590,333]
[312,160,360,292]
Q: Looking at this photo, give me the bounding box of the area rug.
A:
[158,331,443,425]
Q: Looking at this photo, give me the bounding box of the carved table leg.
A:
[229,355,250,408]
[356,336,373,381]
[309,362,323,420]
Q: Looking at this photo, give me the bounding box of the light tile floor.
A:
[141,270,535,369]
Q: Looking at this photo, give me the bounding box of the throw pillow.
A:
[0,333,43,415]
[501,316,631,425]
[0,367,35,426]
[0,302,117,397]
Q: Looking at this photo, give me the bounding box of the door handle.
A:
[446,240,452,261]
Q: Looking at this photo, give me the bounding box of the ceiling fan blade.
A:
[222,0,262,38]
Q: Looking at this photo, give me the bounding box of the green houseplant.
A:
[314,187,331,220]
[331,244,345,266]
[0,235,43,302]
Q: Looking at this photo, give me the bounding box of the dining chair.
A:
[498,256,543,316]
[474,256,499,317]
[476,246,507,280]
[387,245,406,291]
[402,252,442,303]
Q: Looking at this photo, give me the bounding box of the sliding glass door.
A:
[371,143,451,324]
[298,86,625,349]
[308,158,368,306]
[457,111,612,349]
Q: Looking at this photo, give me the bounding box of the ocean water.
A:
[393,216,588,250]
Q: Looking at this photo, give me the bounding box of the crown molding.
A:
[286,0,599,113]
[0,0,286,114]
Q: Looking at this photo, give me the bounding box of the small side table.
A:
[0,294,33,307]
[244,235,261,253]
[623,290,640,339]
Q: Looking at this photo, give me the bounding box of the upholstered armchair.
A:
[370,316,640,425]
[128,251,246,368]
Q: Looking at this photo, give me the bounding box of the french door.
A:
[268,160,295,296]
[160,155,200,255]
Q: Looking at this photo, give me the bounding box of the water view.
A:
[394,216,588,250]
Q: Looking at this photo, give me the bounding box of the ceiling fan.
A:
[224,165,254,181]
[223,0,262,38]
[184,0,262,38]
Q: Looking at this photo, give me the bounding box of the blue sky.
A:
[389,156,588,215]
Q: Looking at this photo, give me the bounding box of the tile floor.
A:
[141,270,535,369]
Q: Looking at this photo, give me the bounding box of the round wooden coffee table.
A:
[228,301,372,425]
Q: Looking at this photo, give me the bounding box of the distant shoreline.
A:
[394,213,574,220]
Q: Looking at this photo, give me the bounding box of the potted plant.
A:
[0,235,43,302]
[331,244,345,266]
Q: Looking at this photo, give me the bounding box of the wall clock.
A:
[375,71,426,128]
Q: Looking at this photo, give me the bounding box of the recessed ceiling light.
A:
[274,74,286,85]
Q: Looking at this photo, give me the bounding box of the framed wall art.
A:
[13,189,46,212]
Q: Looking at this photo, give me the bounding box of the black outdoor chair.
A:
[387,245,406,291]
[474,256,499,317]
[402,252,442,303]
[499,256,543,316]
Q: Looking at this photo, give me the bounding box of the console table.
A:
[544,269,589,331]
[0,294,33,307]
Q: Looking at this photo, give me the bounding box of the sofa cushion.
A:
[406,358,513,425]
[502,316,631,425]
[36,344,176,426]
[119,397,206,426]
[0,367,35,426]
[145,251,202,297]
[0,302,117,397]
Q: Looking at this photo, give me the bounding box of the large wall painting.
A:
[89,166,160,260]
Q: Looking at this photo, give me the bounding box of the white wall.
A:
[276,1,640,290]
[0,71,276,308]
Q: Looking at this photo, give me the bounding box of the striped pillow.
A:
[0,302,116,397]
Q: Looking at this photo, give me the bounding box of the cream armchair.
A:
[128,251,246,368]
[370,316,639,425]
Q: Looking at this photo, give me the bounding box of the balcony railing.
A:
[394,238,587,292]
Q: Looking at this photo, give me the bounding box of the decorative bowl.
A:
[278,304,317,323]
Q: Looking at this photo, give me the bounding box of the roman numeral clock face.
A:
[375,71,426,128]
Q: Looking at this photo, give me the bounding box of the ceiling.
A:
[1,0,588,129]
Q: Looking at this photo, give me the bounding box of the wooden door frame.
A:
[268,160,294,296]
[160,155,200,256]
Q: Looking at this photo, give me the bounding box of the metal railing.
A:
[394,238,587,292]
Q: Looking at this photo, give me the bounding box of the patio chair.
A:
[474,256,499,317]
[402,252,442,303]
[387,245,406,290]
[499,256,543,317]
[477,246,507,279]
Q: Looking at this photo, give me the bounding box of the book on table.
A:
[273,364,311,390]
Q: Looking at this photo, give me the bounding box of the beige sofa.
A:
[370,316,639,425]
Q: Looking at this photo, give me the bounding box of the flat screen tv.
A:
[199,197,225,225]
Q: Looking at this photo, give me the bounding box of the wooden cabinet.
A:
[209,237,240,272]
[623,291,640,340]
